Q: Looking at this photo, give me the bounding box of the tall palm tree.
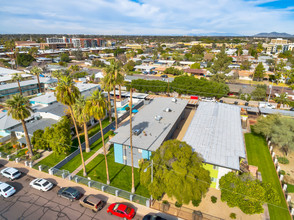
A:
[274,93,290,108]
[12,73,23,95]
[55,76,87,176]
[117,70,125,101]
[129,88,135,193]
[31,66,43,93]
[101,73,113,123]
[68,65,80,75]
[73,96,91,153]
[6,94,34,157]
[86,90,110,184]
[105,60,121,129]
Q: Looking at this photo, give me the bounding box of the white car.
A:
[0,181,16,198]
[0,167,21,180]
[30,178,53,191]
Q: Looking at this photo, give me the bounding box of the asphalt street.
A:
[0,163,145,220]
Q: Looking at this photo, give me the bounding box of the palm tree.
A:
[12,73,23,95]
[31,66,43,93]
[105,60,121,129]
[129,88,135,193]
[274,93,290,108]
[68,65,80,75]
[101,73,113,123]
[55,76,87,176]
[73,96,91,153]
[6,94,34,157]
[86,90,110,184]
[117,70,125,101]
[52,70,63,82]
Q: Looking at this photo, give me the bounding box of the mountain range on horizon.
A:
[253,32,294,38]
[186,31,294,38]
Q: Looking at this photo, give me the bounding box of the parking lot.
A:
[0,163,145,220]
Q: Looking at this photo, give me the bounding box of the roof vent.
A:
[164,108,171,112]
[172,98,177,103]
[155,115,162,121]
[133,129,141,136]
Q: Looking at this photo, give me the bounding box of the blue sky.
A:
[0,0,294,35]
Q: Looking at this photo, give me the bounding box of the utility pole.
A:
[267,84,272,103]
[130,88,135,194]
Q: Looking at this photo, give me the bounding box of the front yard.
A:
[77,146,150,198]
[245,133,291,220]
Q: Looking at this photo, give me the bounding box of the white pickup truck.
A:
[259,102,276,109]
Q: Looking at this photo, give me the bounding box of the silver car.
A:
[0,181,16,198]
[0,167,21,180]
[30,178,53,191]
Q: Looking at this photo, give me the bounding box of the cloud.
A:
[0,0,293,35]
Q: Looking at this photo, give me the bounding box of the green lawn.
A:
[35,152,69,168]
[77,147,150,198]
[60,131,111,172]
[287,184,294,193]
[245,133,291,220]
[0,143,15,155]
[72,117,113,147]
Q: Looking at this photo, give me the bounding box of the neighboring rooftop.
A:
[30,93,57,105]
[183,102,246,170]
[259,108,294,117]
[110,97,188,151]
[37,102,67,117]
[0,67,22,76]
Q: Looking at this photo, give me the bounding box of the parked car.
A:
[0,167,21,180]
[0,181,16,198]
[143,214,167,220]
[234,101,238,105]
[107,203,135,219]
[80,195,106,212]
[201,97,215,102]
[245,102,249,106]
[30,178,53,192]
[290,107,294,111]
[57,187,82,201]
[160,74,168,78]
[259,102,275,109]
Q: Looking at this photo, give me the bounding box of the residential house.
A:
[109,97,188,168]
[182,102,246,188]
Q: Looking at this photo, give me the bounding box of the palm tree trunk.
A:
[69,106,87,176]
[21,120,33,157]
[119,85,122,100]
[113,88,118,129]
[107,91,112,123]
[99,119,110,184]
[84,122,90,153]
[129,88,135,194]
[37,74,42,93]
[17,81,22,95]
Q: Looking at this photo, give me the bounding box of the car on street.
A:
[0,167,21,180]
[107,203,135,219]
[57,187,82,201]
[160,74,168,78]
[30,178,53,191]
[0,181,16,198]
[201,97,215,102]
[80,194,106,212]
[290,107,294,111]
[143,214,167,220]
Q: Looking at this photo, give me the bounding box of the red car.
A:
[107,203,135,219]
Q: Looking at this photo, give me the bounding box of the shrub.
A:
[192,199,202,207]
[277,157,289,164]
[31,153,41,161]
[125,106,130,111]
[162,200,169,205]
[175,201,182,208]
[230,213,236,219]
[211,196,217,203]
[279,170,286,175]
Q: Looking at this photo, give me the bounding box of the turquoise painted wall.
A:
[142,150,151,160]
[114,143,123,164]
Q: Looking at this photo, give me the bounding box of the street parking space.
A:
[0,165,144,220]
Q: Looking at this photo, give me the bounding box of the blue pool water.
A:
[0,130,10,137]
[117,104,135,112]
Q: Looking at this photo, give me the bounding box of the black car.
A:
[57,187,82,201]
[290,107,294,111]
[143,214,167,220]
[161,74,168,78]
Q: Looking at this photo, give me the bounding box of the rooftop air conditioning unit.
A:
[172,98,177,103]
[164,108,171,112]
[155,115,162,121]
[133,129,141,136]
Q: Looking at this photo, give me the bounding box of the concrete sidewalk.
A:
[1,159,180,219]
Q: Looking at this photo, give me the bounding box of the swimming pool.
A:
[0,130,10,137]
[117,104,134,112]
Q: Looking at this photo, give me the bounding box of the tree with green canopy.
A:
[210,47,232,74]
[251,84,267,101]
[51,70,64,82]
[6,94,34,157]
[190,62,201,69]
[219,172,279,214]
[31,129,47,150]
[30,66,43,93]
[86,90,110,184]
[55,75,87,176]
[254,63,265,81]
[17,53,34,67]
[191,44,205,55]
[73,96,91,152]
[140,140,211,204]
[274,93,290,108]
